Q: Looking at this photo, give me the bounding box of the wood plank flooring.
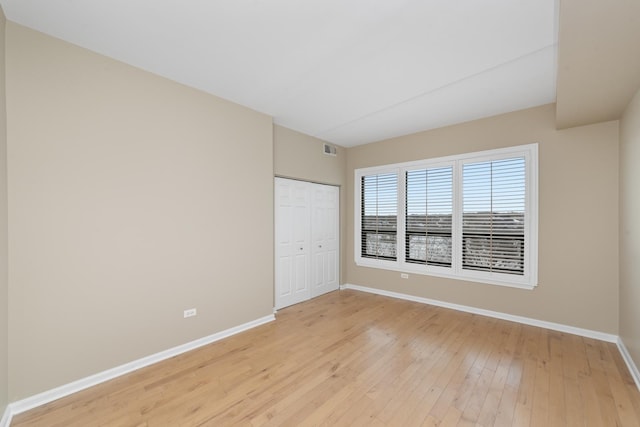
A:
[11,290,640,426]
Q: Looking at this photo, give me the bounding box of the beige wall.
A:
[5,23,274,400]
[0,5,8,415]
[346,104,620,333]
[556,0,640,129]
[620,88,640,367]
[274,124,347,284]
[274,125,346,186]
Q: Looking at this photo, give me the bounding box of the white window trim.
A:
[354,143,538,290]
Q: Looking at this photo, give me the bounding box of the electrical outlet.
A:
[183,308,197,318]
[401,273,409,279]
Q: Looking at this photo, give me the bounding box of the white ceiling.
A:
[0,0,559,147]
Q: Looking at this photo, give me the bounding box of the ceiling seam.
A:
[315,43,558,139]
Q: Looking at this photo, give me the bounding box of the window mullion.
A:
[452,159,463,276]
[397,168,407,268]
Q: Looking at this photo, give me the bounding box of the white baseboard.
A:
[341,283,618,343]
[617,337,640,391]
[7,314,275,418]
[0,405,11,427]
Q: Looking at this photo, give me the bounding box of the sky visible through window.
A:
[362,173,397,217]
[363,157,525,217]
[406,167,452,216]
[463,157,525,214]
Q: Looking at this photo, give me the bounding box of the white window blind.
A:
[361,173,398,260]
[462,157,526,275]
[405,167,453,267]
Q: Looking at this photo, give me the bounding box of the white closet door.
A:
[275,178,311,309]
[311,184,339,297]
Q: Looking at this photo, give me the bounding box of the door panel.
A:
[275,178,311,309]
[277,257,292,298]
[328,250,338,284]
[313,252,325,287]
[311,184,339,297]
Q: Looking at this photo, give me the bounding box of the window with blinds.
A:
[354,143,537,289]
[361,173,398,260]
[405,167,453,266]
[462,157,525,275]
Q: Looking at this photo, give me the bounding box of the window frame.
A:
[354,143,538,290]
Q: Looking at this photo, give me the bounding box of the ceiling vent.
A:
[323,143,337,156]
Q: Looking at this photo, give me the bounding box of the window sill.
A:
[354,259,536,290]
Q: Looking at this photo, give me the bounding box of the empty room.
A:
[1,0,640,426]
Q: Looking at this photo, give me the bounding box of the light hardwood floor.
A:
[11,290,640,426]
